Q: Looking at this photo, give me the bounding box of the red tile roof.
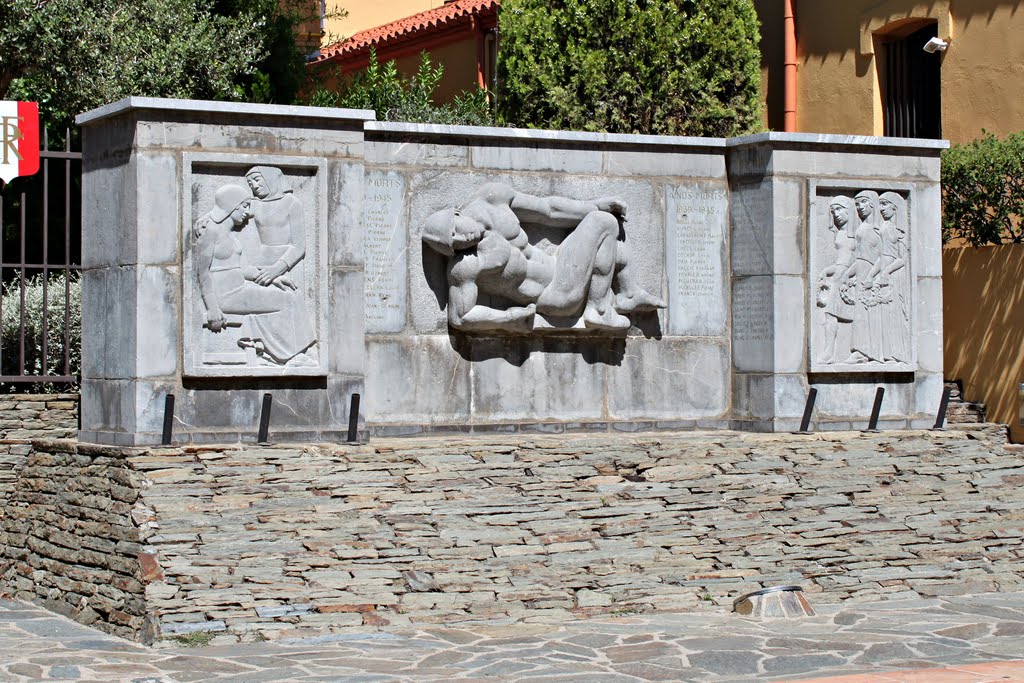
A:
[316,0,500,63]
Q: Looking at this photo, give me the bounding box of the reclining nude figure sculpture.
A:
[421,182,665,332]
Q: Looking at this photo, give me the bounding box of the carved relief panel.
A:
[419,181,665,334]
[809,181,914,373]
[182,155,328,376]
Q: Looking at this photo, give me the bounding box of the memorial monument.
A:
[75,99,947,444]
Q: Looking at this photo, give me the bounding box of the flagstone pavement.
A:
[1,592,1023,682]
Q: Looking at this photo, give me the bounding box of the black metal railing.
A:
[0,129,82,386]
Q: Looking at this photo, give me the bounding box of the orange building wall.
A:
[943,244,1024,440]
[754,0,1024,144]
[389,38,481,102]
[325,1,441,41]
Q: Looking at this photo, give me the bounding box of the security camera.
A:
[923,37,949,53]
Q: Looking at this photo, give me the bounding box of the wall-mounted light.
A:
[923,37,949,53]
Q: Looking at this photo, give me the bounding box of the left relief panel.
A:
[182,155,329,377]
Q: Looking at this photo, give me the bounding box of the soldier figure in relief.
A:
[421,182,665,332]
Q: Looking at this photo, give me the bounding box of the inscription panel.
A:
[666,184,728,336]
[733,275,774,372]
[363,171,408,333]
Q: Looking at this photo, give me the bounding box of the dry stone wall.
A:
[1,427,1021,644]
[0,394,77,440]
[0,440,151,641]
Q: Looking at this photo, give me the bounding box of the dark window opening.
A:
[883,23,942,139]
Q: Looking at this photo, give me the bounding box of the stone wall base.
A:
[2,426,1022,644]
[0,393,78,440]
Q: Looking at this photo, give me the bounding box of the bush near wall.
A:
[942,130,1024,246]
[497,0,762,136]
[0,272,81,390]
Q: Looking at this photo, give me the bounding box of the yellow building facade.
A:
[754,0,1024,144]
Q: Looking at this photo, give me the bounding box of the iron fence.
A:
[0,129,82,387]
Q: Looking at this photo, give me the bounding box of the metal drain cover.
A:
[733,585,815,618]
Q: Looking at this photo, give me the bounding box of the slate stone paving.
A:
[2,593,1023,681]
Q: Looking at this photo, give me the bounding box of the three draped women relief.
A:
[812,189,913,372]
[185,165,323,376]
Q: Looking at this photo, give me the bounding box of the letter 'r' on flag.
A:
[0,101,40,183]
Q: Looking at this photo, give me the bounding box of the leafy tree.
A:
[497,0,762,137]
[0,0,324,131]
[942,131,1024,245]
[308,51,494,126]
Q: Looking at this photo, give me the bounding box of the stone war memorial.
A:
[12,98,1019,648]
[73,98,946,444]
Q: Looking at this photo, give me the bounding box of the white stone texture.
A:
[607,339,729,419]
[365,337,471,424]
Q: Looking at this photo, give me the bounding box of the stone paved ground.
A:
[2,592,1023,682]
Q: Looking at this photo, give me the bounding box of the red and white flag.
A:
[0,101,40,183]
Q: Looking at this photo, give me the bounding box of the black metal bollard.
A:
[161,394,175,446]
[798,388,818,434]
[347,393,361,443]
[257,393,273,444]
[932,385,952,430]
[866,387,885,431]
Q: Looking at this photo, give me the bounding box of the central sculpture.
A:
[421,182,665,333]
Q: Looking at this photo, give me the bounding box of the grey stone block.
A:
[135,266,179,379]
[365,336,470,424]
[328,269,365,376]
[730,180,773,276]
[608,338,729,420]
[914,373,944,418]
[135,151,180,265]
[328,161,364,267]
[604,150,725,179]
[80,379,135,433]
[364,141,469,167]
[768,150,941,182]
[813,379,912,419]
[470,145,603,174]
[916,277,943,374]
[469,338,607,422]
[81,267,137,380]
[81,162,133,269]
[772,373,809,418]
[770,178,805,276]
[912,182,943,277]
[773,275,806,373]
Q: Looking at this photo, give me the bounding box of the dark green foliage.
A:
[942,131,1024,245]
[497,0,763,136]
[308,51,494,126]
[1,0,324,131]
[1,272,81,386]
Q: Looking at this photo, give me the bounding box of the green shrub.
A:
[308,50,494,126]
[942,130,1024,245]
[1,271,81,387]
[497,0,763,136]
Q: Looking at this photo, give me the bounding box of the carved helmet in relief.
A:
[210,185,251,224]
[422,207,457,257]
